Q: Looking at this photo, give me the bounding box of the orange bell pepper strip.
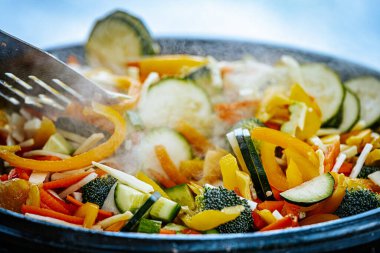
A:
[260,216,293,232]
[308,184,346,216]
[176,121,214,155]
[323,140,340,172]
[251,127,319,167]
[338,162,353,177]
[260,142,288,191]
[252,210,267,230]
[299,214,339,226]
[0,103,127,172]
[258,201,285,213]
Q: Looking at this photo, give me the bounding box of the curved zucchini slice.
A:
[114,183,149,213]
[345,77,380,128]
[86,10,157,72]
[338,88,360,132]
[280,173,335,207]
[138,78,213,135]
[300,64,344,126]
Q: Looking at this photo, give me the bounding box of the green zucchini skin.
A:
[137,218,162,234]
[165,184,195,210]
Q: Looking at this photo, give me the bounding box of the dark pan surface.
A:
[1,38,380,253]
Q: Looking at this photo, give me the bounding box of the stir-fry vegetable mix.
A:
[1,10,380,234]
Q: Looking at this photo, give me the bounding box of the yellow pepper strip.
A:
[26,184,40,208]
[299,214,339,226]
[295,105,321,140]
[260,142,288,191]
[0,103,127,172]
[286,159,304,188]
[33,117,56,148]
[235,170,252,200]
[346,129,372,148]
[182,205,243,231]
[251,127,319,167]
[284,149,319,181]
[131,55,208,78]
[136,171,170,199]
[256,209,277,225]
[179,159,204,180]
[187,182,203,196]
[219,154,239,191]
[289,84,321,117]
[75,202,99,228]
[365,149,380,165]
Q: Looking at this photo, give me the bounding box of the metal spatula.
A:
[0,30,131,115]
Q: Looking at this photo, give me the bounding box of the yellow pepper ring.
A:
[0,103,127,172]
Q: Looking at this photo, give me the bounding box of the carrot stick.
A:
[338,162,353,176]
[40,202,52,210]
[148,169,176,188]
[324,140,340,172]
[260,216,292,231]
[40,188,70,215]
[176,121,214,154]
[43,172,91,190]
[66,195,113,220]
[160,229,177,235]
[15,168,30,180]
[105,220,127,232]
[154,145,188,184]
[258,201,285,213]
[21,205,84,225]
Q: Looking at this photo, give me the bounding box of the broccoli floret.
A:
[357,166,380,179]
[82,175,117,207]
[196,186,253,233]
[334,189,380,218]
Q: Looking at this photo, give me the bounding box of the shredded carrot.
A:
[40,202,52,210]
[154,145,188,184]
[214,100,259,124]
[338,162,353,176]
[15,168,30,180]
[258,201,285,213]
[176,121,214,154]
[260,216,293,231]
[324,140,340,172]
[43,172,91,190]
[160,229,177,235]
[66,195,113,220]
[148,169,176,188]
[105,220,127,232]
[94,168,108,177]
[39,188,70,215]
[21,205,84,225]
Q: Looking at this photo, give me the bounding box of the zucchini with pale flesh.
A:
[345,77,380,128]
[137,218,162,233]
[135,127,192,175]
[186,63,222,97]
[165,184,195,209]
[234,128,273,200]
[138,78,213,135]
[122,192,161,232]
[86,10,157,73]
[300,64,344,126]
[114,183,149,213]
[280,173,335,206]
[42,133,74,155]
[149,197,181,223]
[338,88,360,132]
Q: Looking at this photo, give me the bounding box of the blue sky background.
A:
[1,0,379,69]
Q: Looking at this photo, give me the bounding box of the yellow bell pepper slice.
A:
[365,149,380,166]
[182,205,244,231]
[26,184,40,208]
[251,127,319,167]
[0,103,127,172]
[136,171,170,199]
[132,55,208,78]
[220,154,239,191]
[260,142,288,191]
[75,202,99,228]
[289,84,321,117]
[283,148,319,181]
[256,209,277,224]
[235,170,252,200]
[286,159,304,188]
[33,117,56,148]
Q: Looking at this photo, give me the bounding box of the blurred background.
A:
[0,0,379,69]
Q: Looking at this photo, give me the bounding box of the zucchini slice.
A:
[114,183,149,213]
[345,77,380,128]
[234,128,273,200]
[137,218,162,233]
[138,78,213,135]
[122,192,161,232]
[300,64,345,126]
[280,173,335,207]
[85,10,157,73]
[165,184,195,209]
[135,127,192,175]
[149,197,181,223]
[338,88,360,132]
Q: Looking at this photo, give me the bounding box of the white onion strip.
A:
[58,172,97,198]
[97,211,133,229]
[73,133,105,155]
[29,171,49,185]
[23,150,71,160]
[331,153,347,173]
[25,213,81,227]
[19,138,34,148]
[58,129,87,144]
[349,144,373,178]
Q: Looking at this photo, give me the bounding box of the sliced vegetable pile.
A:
[0,10,380,235]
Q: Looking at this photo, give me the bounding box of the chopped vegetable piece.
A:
[286,159,304,188]
[350,143,373,178]
[179,159,204,180]
[40,188,70,215]
[235,170,252,200]
[43,172,91,190]
[21,205,84,225]
[97,211,133,229]
[137,218,162,233]
[299,214,339,226]
[82,175,117,207]
[256,209,276,224]
[0,179,30,212]
[165,184,195,209]
[33,117,56,148]
[105,220,127,232]
[148,169,176,188]
[59,173,98,199]
[136,171,169,199]
[260,216,293,231]
[75,202,99,228]
[220,154,239,191]
[26,184,40,208]
[258,201,285,213]
[176,121,214,155]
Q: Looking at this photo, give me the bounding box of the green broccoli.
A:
[82,175,117,207]
[334,189,380,218]
[196,186,253,233]
[357,166,380,179]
